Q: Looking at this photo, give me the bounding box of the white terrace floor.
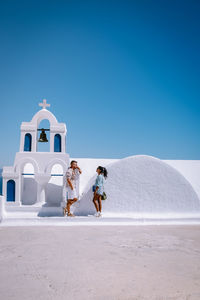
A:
[0,225,200,300]
[2,210,200,226]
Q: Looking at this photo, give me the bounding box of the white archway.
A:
[15,157,40,174]
[45,159,68,174]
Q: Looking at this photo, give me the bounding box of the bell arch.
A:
[20,100,67,153]
[31,109,58,127]
[37,119,50,152]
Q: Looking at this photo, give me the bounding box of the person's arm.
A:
[76,166,82,174]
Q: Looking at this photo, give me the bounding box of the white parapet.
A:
[0,195,5,222]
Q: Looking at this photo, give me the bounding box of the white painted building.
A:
[0,99,200,224]
[2,100,69,215]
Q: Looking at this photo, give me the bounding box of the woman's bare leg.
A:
[98,196,102,212]
[93,193,101,212]
[93,197,99,212]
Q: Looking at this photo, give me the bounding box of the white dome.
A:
[74,155,200,216]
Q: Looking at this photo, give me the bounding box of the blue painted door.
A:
[7,180,15,202]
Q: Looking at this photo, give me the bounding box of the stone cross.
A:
[39,99,50,109]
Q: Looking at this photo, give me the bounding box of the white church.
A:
[1,99,70,217]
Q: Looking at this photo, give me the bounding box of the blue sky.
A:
[0,0,200,167]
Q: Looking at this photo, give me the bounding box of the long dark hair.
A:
[97,166,108,179]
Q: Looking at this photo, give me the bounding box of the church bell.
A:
[38,128,48,142]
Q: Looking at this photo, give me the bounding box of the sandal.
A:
[67,213,75,217]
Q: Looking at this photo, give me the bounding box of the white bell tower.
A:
[2,100,70,215]
[20,99,67,153]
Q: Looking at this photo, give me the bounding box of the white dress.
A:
[66,168,80,200]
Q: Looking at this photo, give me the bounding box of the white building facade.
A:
[2,100,70,214]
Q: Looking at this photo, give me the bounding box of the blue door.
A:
[54,134,61,152]
[7,180,15,202]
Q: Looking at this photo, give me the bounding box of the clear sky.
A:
[0,0,200,167]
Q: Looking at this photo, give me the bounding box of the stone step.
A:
[3,205,63,218]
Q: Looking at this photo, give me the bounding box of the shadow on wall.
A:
[74,188,96,216]
[37,183,64,217]
[73,178,96,216]
[45,182,63,206]
[21,178,37,205]
[21,179,63,207]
